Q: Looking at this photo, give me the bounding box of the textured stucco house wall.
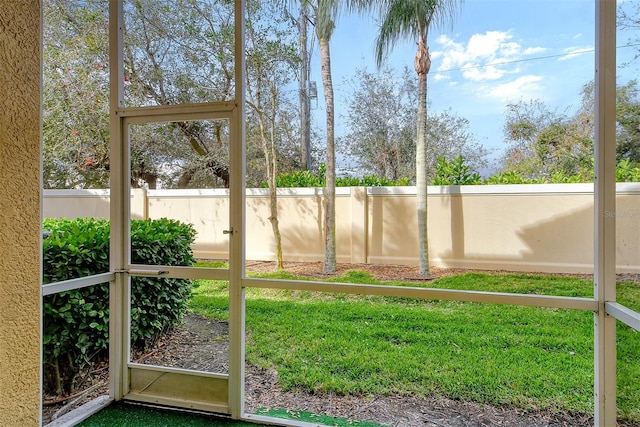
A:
[0,1,42,425]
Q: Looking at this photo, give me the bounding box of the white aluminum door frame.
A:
[107,0,246,419]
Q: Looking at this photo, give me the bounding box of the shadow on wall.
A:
[43,187,640,274]
[437,192,596,273]
[246,188,328,263]
[368,193,411,264]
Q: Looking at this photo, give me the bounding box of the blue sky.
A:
[307,0,639,175]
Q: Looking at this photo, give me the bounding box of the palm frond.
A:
[373,0,462,67]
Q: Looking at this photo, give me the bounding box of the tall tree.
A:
[501,81,640,181]
[580,80,640,165]
[245,3,299,270]
[43,0,302,190]
[372,0,461,277]
[123,0,236,188]
[298,3,313,170]
[43,0,111,189]
[502,100,593,182]
[300,0,340,273]
[341,65,486,181]
[618,1,640,65]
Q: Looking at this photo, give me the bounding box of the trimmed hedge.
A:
[43,218,196,395]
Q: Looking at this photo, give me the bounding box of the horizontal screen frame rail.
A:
[243,277,598,311]
[127,265,230,281]
[42,272,115,296]
[117,101,236,118]
[606,302,640,331]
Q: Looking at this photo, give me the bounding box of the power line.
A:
[436,43,640,74]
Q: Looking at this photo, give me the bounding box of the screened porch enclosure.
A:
[38,1,639,426]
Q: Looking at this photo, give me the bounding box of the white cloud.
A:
[485,75,544,102]
[523,47,547,55]
[432,73,448,81]
[432,31,548,82]
[558,45,594,61]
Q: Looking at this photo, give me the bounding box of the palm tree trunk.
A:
[415,36,431,277]
[319,36,336,274]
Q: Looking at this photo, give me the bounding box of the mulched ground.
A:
[43,262,638,426]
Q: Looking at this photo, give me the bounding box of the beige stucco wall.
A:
[43,184,640,274]
[0,1,42,426]
[44,190,111,220]
[367,186,596,273]
[147,190,231,259]
[43,189,148,220]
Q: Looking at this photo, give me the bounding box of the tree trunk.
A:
[269,106,284,270]
[252,103,284,271]
[319,36,336,274]
[269,189,284,270]
[415,36,431,277]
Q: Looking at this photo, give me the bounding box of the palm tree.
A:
[291,0,363,274]
[316,0,338,273]
[373,0,461,277]
[293,0,338,273]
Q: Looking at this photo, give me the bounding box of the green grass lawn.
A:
[190,263,640,422]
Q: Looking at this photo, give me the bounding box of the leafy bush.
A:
[43,218,196,395]
[269,169,324,188]
[485,160,640,184]
[265,158,640,188]
[43,218,110,395]
[433,156,482,185]
[616,159,640,182]
[338,174,411,187]
[262,165,412,188]
[483,171,545,184]
[130,219,196,345]
[548,171,584,183]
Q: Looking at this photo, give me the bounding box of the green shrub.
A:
[43,218,196,395]
[433,156,482,185]
[259,169,324,188]
[484,171,544,184]
[616,159,640,182]
[260,163,412,188]
[130,218,196,345]
[43,219,110,395]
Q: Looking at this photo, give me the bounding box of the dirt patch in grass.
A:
[132,314,230,373]
[246,260,473,281]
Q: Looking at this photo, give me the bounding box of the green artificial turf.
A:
[79,402,386,427]
[256,408,383,426]
[78,402,256,426]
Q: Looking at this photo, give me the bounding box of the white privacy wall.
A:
[43,183,640,274]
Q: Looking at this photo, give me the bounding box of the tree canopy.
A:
[43,0,305,189]
[501,80,640,182]
[341,66,486,183]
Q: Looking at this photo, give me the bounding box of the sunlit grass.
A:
[189,265,640,421]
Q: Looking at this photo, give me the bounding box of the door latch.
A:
[223,228,234,235]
